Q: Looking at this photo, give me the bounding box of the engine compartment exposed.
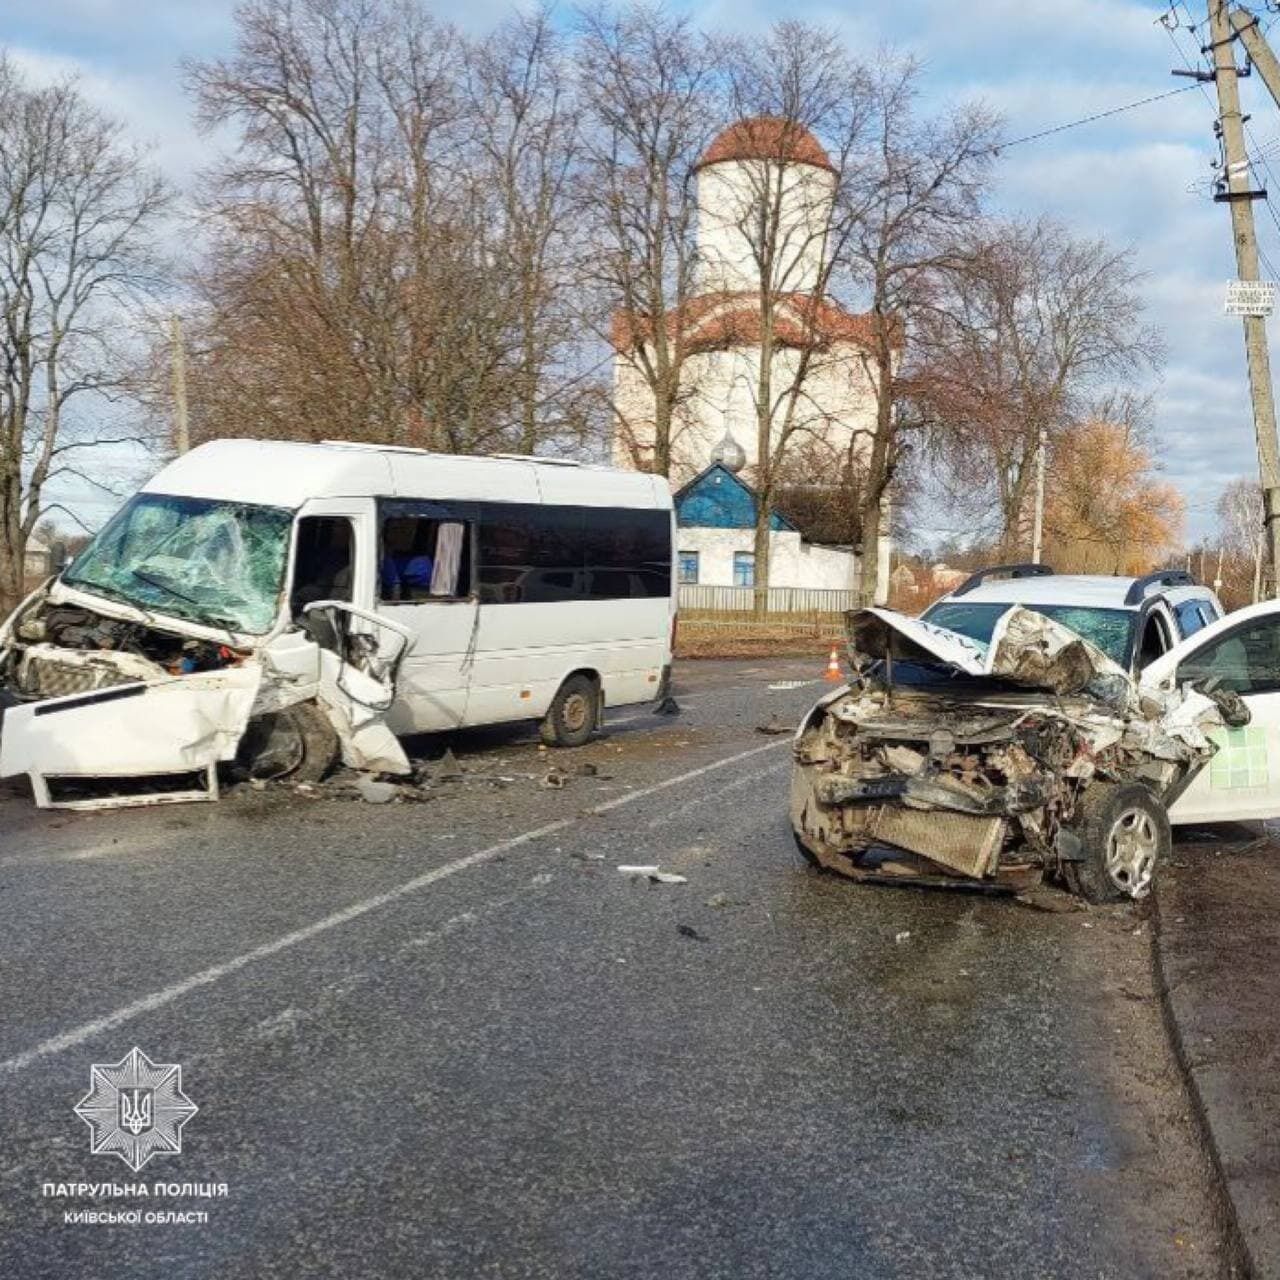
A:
[1,596,247,701]
[790,605,1238,898]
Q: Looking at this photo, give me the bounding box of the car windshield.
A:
[62,493,294,635]
[922,601,1135,668]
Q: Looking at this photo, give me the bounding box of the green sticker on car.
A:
[1208,726,1270,790]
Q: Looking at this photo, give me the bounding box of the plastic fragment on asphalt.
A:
[356,778,399,804]
[895,930,911,944]
[433,749,464,782]
[617,865,688,884]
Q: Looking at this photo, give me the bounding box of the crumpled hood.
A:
[845,605,1135,707]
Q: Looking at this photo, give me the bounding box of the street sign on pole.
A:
[1225,280,1278,316]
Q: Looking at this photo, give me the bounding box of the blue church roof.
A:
[673,463,796,532]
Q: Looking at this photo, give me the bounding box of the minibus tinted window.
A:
[475,503,670,603]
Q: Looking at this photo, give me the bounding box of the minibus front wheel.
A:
[238,700,341,783]
[540,673,600,749]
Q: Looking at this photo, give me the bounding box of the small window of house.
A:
[678,550,699,584]
[733,551,755,588]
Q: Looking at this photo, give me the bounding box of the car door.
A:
[1141,602,1280,824]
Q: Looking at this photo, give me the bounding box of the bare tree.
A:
[920,217,1161,555]
[184,0,592,455]
[467,8,589,454]
[720,22,870,613]
[576,2,722,477]
[1218,476,1267,603]
[0,55,170,615]
[845,57,998,606]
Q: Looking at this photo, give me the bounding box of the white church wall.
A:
[696,160,835,296]
[675,525,859,591]
[615,342,880,488]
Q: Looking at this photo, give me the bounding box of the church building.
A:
[610,116,892,596]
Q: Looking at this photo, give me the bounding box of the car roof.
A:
[935,574,1216,612]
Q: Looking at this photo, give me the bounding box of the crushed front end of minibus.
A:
[790,606,1244,902]
[0,502,412,809]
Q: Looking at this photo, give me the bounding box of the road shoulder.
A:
[1155,826,1280,1279]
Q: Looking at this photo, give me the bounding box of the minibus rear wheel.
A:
[540,674,599,749]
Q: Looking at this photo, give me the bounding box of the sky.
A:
[5,0,1273,544]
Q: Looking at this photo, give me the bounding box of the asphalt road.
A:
[0,658,1231,1279]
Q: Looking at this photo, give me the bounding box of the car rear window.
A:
[922,601,1135,668]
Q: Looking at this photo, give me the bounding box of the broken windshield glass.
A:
[63,494,293,634]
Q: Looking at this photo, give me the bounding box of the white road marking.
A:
[0,739,790,1074]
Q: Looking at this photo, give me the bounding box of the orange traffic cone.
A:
[823,646,842,682]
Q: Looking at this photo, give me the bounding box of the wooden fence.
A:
[677,584,857,617]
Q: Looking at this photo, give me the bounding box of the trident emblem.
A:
[119,1088,153,1135]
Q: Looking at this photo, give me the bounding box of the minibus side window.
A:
[475,503,671,604]
[378,513,472,603]
[292,517,355,613]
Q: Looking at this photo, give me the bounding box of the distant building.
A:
[673,463,860,591]
[23,535,61,580]
[610,114,894,601]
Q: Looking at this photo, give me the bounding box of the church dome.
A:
[696,116,836,174]
[710,429,747,474]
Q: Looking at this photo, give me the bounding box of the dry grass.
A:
[676,616,846,660]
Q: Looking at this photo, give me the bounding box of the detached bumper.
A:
[0,667,262,809]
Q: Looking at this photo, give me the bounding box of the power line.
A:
[991,83,1199,154]
[1162,13,1280,276]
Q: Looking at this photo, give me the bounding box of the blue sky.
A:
[5,0,1269,542]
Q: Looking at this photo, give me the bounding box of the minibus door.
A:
[372,501,478,732]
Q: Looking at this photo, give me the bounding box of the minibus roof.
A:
[142,439,672,511]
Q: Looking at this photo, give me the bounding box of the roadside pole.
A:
[1207,0,1280,593]
[170,312,190,456]
[1030,425,1046,563]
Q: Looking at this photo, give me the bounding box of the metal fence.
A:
[677,584,857,617]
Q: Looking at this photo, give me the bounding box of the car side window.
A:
[1178,617,1280,695]
[1174,600,1208,638]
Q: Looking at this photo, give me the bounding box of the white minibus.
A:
[0,439,676,806]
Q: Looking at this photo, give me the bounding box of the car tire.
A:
[1063,781,1169,903]
[792,829,821,868]
[539,674,599,748]
[238,701,341,783]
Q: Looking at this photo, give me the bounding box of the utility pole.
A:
[1207,0,1280,593]
[1030,425,1046,563]
[169,313,190,456]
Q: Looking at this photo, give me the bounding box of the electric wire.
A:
[990,83,1199,153]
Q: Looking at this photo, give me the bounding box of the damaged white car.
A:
[791,602,1278,901]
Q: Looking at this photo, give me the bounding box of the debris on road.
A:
[755,717,795,736]
[432,749,464,783]
[617,865,688,885]
[677,924,708,941]
[355,777,400,804]
[894,930,911,944]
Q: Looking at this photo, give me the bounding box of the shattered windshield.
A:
[922,601,1135,668]
[62,493,293,635]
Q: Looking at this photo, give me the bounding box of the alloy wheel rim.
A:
[562,692,590,733]
[1105,808,1158,898]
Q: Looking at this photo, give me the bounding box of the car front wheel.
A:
[1064,781,1169,903]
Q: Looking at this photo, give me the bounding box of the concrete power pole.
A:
[1030,425,1047,563]
[1207,0,1280,593]
[169,313,190,456]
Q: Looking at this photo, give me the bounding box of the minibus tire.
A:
[540,674,598,748]
[240,701,340,783]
